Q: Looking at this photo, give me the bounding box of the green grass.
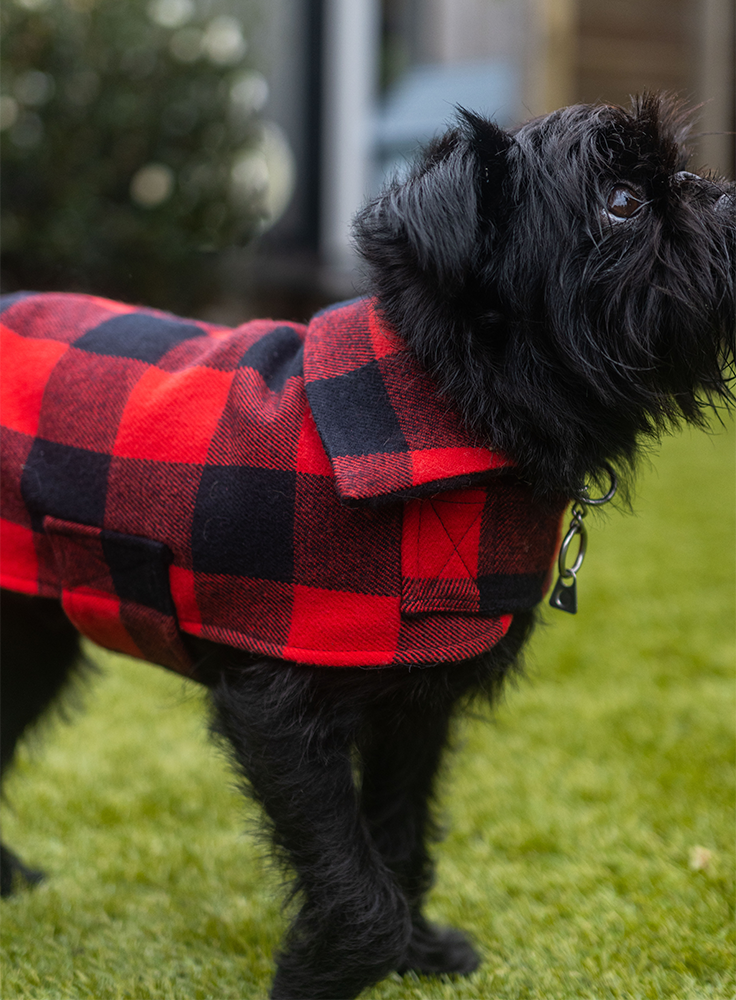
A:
[2,419,734,1000]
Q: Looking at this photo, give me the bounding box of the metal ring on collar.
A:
[578,463,618,507]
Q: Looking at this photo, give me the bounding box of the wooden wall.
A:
[576,0,697,104]
[574,0,735,176]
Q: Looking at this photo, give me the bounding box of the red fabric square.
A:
[0,518,39,594]
[113,364,234,463]
[368,301,403,358]
[169,566,201,635]
[0,325,68,436]
[410,447,508,487]
[285,586,400,666]
[296,409,334,476]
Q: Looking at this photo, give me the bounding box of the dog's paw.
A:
[397,916,480,977]
[0,844,45,897]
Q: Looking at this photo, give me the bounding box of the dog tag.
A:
[549,573,578,614]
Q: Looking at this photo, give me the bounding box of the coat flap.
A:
[303,298,512,502]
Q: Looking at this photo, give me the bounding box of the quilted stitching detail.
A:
[401,490,487,615]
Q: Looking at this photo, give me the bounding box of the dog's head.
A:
[355,94,735,496]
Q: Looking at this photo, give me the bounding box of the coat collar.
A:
[303,297,513,503]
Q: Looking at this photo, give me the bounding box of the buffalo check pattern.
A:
[0,292,567,675]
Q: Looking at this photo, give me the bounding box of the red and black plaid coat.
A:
[0,292,567,677]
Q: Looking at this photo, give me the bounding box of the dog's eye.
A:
[605,186,645,221]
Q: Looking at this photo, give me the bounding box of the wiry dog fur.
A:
[1,94,734,1000]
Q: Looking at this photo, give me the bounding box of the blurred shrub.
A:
[1,0,270,313]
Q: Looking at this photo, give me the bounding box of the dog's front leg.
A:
[209,659,412,1000]
[357,680,481,978]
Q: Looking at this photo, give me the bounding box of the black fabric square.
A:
[191,465,296,580]
[74,313,203,362]
[478,572,542,613]
[101,530,175,615]
[306,361,408,458]
[239,325,304,391]
[21,438,111,530]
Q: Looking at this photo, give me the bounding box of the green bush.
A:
[1,0,266,313]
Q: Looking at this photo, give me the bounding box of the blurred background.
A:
[2,0,734,322]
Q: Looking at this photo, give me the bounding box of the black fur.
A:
[1,94,734,999]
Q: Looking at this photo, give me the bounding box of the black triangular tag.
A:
[549,574,578,614]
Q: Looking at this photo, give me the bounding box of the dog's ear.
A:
[456,107,514,218]
[355,111,512,291]
[456,107,513,170]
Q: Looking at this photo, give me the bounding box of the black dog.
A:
[1,94,734,999]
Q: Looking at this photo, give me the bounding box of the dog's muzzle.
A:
[673,171,735,217]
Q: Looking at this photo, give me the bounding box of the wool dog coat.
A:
[0,292,566,677]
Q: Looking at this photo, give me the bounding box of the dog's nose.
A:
[674,171,735,215]
[673,171,701,184]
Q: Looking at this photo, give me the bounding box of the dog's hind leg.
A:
[357,684,481,978]
[209,658,413,1000]
[0,589,82,896]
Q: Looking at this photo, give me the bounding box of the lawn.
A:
[2,417,734,1000]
